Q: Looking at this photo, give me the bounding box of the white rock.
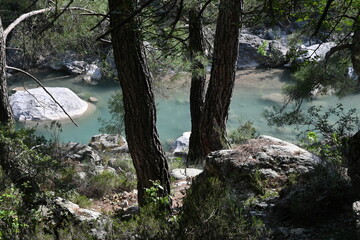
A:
[300,42,336,61]
[86,64,102,81]
[170,131,191,156]
[54,197,101,222]
[171,168,203,180]
[10,87,88,121]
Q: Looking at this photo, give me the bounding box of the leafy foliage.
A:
[178,177,268,240]
[228,120,258,145]
[99,91,125,135]
[275,164,352,225]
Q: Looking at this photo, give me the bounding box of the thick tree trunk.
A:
[0,17,13,124]
[187,6,206,164]
[108,0,170,206]
[200,0,241,156]
[348,130,360,199]
[351,16,360,77]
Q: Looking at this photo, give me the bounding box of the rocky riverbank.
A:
[37,133,357,239]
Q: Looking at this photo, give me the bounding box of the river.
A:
[8,68,360,149]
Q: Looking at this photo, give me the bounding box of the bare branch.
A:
[6,66,79,127]
[97,0,156,41]
[39,0,74,34]
[324,43,352,63]
[311,0,334,39]
[4,7,53,41]
[4,6,102,43]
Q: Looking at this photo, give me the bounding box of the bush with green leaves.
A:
[112,181,174,240]
[275,164,352,226]
[84,171,122,198]
[0,188,27,240]
[178,177,268,240]
[228,120,258,145]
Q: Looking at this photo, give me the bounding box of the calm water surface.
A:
[9,68,360,148]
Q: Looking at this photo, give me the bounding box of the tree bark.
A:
[187,6,206,164]
[200,0,241,156]
[0,17,13,124]
[108,0,170,206]
[351,15,360,77]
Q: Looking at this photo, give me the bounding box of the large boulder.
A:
[10,87,88,121]
[299,42,336,61]
[202,135,321,199]
[237,33,289,68]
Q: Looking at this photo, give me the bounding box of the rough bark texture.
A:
[348,17,360,198]
[348,130,360,199]
[200,0,241,156]
[108,0,170,205]
[0,17,13,124]
[351,16,360,77]
[187,6,206,164]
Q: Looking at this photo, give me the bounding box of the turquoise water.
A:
[9,69,360,148]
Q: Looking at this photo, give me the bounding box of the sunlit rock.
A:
[89,134,128,153]
[10,87,88,121]
[202,135,321,199]
[171,168,203,180]
[170,131,191,156]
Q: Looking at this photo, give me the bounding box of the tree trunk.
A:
[187,6,206,164]
[1,19,42,208]
[200,0,241,156]
[108,0,170,206]
[351,15,360,78]
[0,17,13,124]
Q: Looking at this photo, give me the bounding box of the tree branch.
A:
[6,66,79,127]
[324,43,352,63]
[4,7,53,41]
[4,6,102,42]
[97,0,155,41]
[311,0,334,39]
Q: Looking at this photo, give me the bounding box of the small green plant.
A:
[86,171,121,198]
[228,120,258,145]
[178,177,268,239]
[0,188,28,240]
[250,170,266,195]
[69,193,93,208]
[301,131,345,165]
[257,40,268,56]
[112,181,173,239]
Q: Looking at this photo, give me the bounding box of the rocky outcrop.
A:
[170,132,191,156]
[194,135,354,237]
[297,42,336,62]
[10,87,88,121]
[89,134,128,153]
[202,135,321,199]
[62,142,102,164]
[237,33,289,68]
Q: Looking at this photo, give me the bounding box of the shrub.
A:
[228,120,258,145]
[178,177,268,240]
[274,164,352,225]
[86,171,121,198]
